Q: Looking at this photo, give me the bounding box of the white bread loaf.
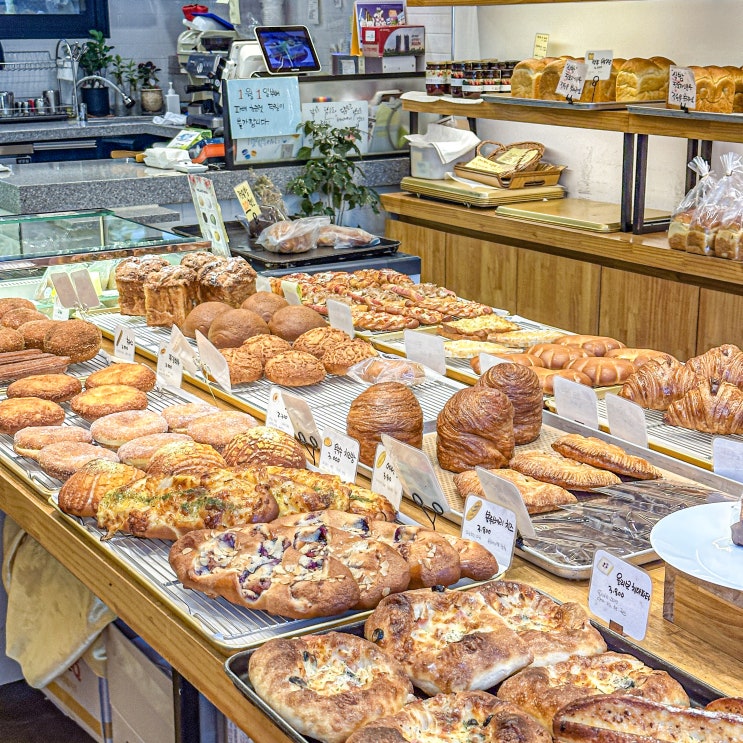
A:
[511,57,558,98]
[616,57,670,101]
[580,57,625,103]
[689,65,735,113]
[538,57,577,100]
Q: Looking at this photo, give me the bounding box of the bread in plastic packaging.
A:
[255,216,330,254]
[346,357,427,386]
[316,224,376,248]
[714,190,743,260]
[667,156,716,251]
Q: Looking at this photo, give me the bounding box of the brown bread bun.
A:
[18,319,56,350]
[528,343,591,369]
[268,305,327,342]
[180,301,231,339]
[14,425,92,459]
[223,426,307,469]
[7,373,82,403]
[0,327,24,353]
[0,397,66,434]
[240,335,291,366]
[347,381,423,467]
[207,308,270,348]
[241,291,289,322]
[43,319,102,364]
[264,350,326,387]
[1,307,47,329]
[85,362,156,392]
[531,367,592,394]
[322,339,378,375]
[566,356,636,386]
[0,297,35,320]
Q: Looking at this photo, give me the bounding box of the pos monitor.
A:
[254,25,322,75]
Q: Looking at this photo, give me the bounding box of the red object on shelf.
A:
[182,4,208,21]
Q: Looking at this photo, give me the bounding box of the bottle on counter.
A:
[165,82,181,115]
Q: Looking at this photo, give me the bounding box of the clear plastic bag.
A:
[667,156,716,251]
[346,357,427,386]
[255,216,330,254]
[316,224,376,248]
[715,190,743,261]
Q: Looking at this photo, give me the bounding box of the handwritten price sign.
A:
[556,60,588,100]
[461,495,516,571]
[668,66,697,109]
[225,78,301,138]
[319,427,360,483]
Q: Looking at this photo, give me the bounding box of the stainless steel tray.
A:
[481,94,663,111]
[224,612,724,743]
[627,103,743,124]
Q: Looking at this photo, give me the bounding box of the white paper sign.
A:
[382,434,450,515]
[556,60,588,100]
[70,269,101,310]
[553,376,599,430]
[52,297,69,320]
[475,466,536,539]
[168,324,199,376]
[195,330,231,392]
[281,391,321,449]
[584,50,614,81]
[668,66,697,109]
[156,342,183,388]
[404,329,446,375]
[479,352,508,374]
[113,324,136,363]
[281,281,303,306]
[712,437,743,483]
[319,427,360,483]
[370,443,403,511]
[49,272,79,309]
[588,550,652,641]
[605,394,648,448]
[326,299,355,338]
[461,495,516,571]
[255,275,272,293]
[533,33,549,59]
[302,101,369,154]
[265,386,295,436]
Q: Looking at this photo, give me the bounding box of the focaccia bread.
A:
[510,451,621,490]
[438,315,520,341]
[249,633,413,743]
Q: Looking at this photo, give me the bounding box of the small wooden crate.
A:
[663,564,743,662]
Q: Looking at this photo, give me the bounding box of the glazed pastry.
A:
[618,358,704,410]
[529,343,591,370]
[531,367,592,394]
[664,379,743,434]
[566,356,636,386]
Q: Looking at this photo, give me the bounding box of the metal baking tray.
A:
[627,103,743,125]
[224,610,724,743]
[481,94,664,111]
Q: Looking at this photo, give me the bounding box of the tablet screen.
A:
[254,26,322,75]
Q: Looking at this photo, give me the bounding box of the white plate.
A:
[650,502,743,591]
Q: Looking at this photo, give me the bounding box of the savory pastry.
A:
[443,340,514,359]
[292,326,350,359]
[116,432,192,469]
[454,468,577,514]
[185,410,260,452]
[439,533,499,582]
[38,442,119,481]
[222,426,306,469]
[555,335,626,356]
[239,334,291,366]
[605,347,677,368]
[43,319,102,364]
[90,410,169,449]
[566,356,636,386]
[146,439,225,477]
[1,307,47,330]
[0,297,35,319]
[13,425,92,459]
[686,343,743,387]
[179,301,231,339]
[498,652,689,730]
[264,350,326,387]
[552,434,663,479]
[115,255,170,316]
[85,362,156,392]
[240,291,288,322]
[268,305,327,342]
[664,379,743,435]
[437,386,514,473]
[70,384,148,421]
[161,402,217,433]
[509,451,621,490]
[438,315,520,341]
[618,358,704,410]
[532,367,593,394]
[17,319,56,350]
[347,691,551,743]
[490,329,566,348]
[248,633,413,743]
[322,339,378,375]
[0,326,25,353]
[706,698,743,715]
[6,373,81,403]
[0,396,66,435]
[529,343,591,370]
[470,352,545,375]
[207,308,270,349]
[197,256,257,307]
[219,346,263,385]
[476,362,542,444]
[143,264,196,328]
[58,459,145,518]
[347,381,423,467]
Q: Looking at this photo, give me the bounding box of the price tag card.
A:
[255,274,272,293]
[49,272,79,309]
[461,495,516,571]
[475,466,536,539]
[281,281,303,306]
[168,324,199,376]
[584,50,614,81]
[533,33,549,59]
[234,180,260,221]
[589,550,652,641]
[712,437,743,483]
[605,393,648,448]
[319,426,360,483]
[195,330,231,392]
[553,376,599,430]
[381,434,450,515]
[281,391,321,449]
[70,269,101,310]
[668,66,697,109]
[156,342,183,389]
[403,329,446,376]
[265,386,295,436]
[188,174,230,257]
[326,299,355,338]
[556,60,587,100]
[52,297,69,321]
[478,352,508,374]
[113,325,136,363]
[371,443,403,511]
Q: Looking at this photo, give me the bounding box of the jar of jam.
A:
[441,61,451,95]
[426,62,445,96]
[481,69,498,96]
[450,61,464,98]
[462,62,482,99]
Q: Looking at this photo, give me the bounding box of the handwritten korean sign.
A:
[668,66,697,109]
[584,50,614,81]
[225,78,301,139]
[302,101,369,154]
[234,181,260,221]
[556,60,587,100]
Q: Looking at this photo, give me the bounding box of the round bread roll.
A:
[436,386,514,473]
[1,307,47,330]
[116,432,192,469]
[18,319,56,350]
[264,350,326,387]
[241,291,289,322]
[347,381,423,467]
[185,410,260,453]
[0,396,66,435]
[85,362,156,392]
[0,297,35,320]
[553,334,625,356]
[70,384,148,421]
[476,362,543,444]
[220,346,263,385]
[7,373,82,403]
[14,425,92,460]
[322,339,378,375]
[240,335,291,366]
[566,356,636,386]
[38,442,118,481]
[268,305,326,342]
[90,410,169,449]
[529,343,591,369]
[161,402,218,433]
[292,326,351,359]
[207,308,269,348]
[532,367,593,394]
[605,347,677,368]
[146,439,225,477]
[0,326,24,353]
[44,319,102,364]
[223,426,307,469]
[180,301,232,339]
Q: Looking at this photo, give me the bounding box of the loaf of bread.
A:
[538,57,577,100]
[714,218,743,261]
[580,57,625,103]
[668,210,695,251]
[115,255,170,316]
[724,65,743,112]
[689,66,735,113]
[143,265,196,328]
[616,57,672,102]
[510,57,558,98]
[198,257,257,307]
[436,386,514,473]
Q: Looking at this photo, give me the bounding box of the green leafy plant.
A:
[110,54,135,88]
[286,121,380,224]
[78,29,113,88]
[124,59,139,93]
[137,61,161,89]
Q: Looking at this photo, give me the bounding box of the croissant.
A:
[686,344,743,388]
[476,362,542,444]
[436,386,514,473]
[618,358,704,410]
[664,379,743,434]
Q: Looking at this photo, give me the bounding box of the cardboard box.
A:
[360,55,420,74]
[361,25,424,57]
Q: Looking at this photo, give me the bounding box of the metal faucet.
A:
[55,39,83,119]
[75,76,136,109]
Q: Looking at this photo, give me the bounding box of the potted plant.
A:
[78,29,114,117]
[287,121,380,225]
[110,54,135,116]
[138,61,162,113]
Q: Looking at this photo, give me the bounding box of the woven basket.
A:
[475,140,545,178]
